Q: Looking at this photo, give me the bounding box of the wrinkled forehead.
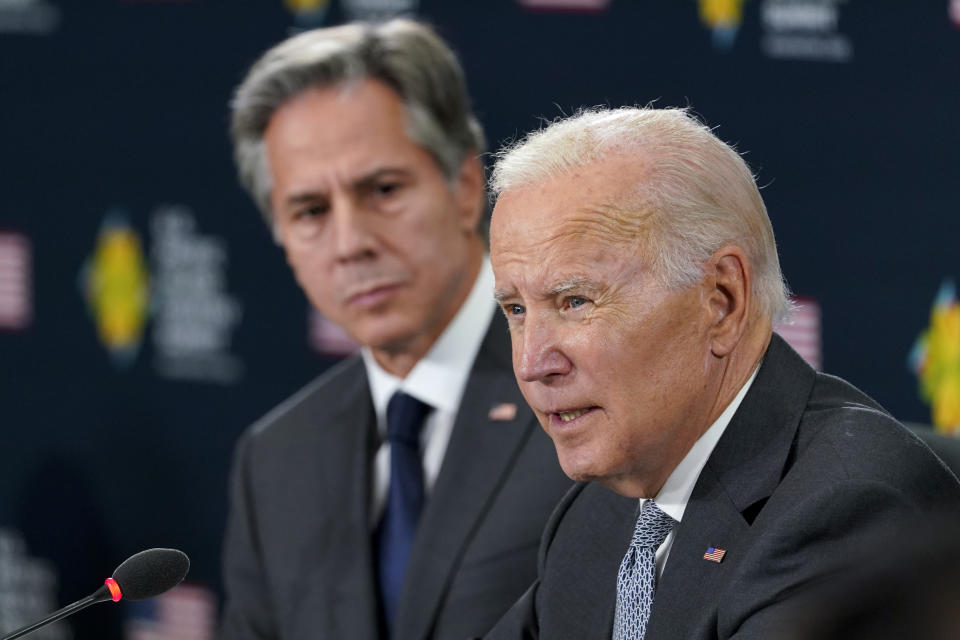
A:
[490,170,654,259]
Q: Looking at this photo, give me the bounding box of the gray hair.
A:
[230,19,486,227]
[490,107,790,323]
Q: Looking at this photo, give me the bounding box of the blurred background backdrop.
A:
[1,1,958,638]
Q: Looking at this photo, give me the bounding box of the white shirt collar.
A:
[362,255,496,427]
[647,365,761,524]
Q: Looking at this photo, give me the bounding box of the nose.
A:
[331,199,377,262]
[514,314,572,383]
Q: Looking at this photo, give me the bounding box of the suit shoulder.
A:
[246,355,367,443]
[793,372,960,506]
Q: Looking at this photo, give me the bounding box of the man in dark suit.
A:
[483,106,960,639]
[220,20,570,640]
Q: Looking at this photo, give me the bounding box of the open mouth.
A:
[552,407,598,424]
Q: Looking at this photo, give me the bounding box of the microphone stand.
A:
[1,585,112,640]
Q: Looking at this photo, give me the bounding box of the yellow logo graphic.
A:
[910,280,960,434]
[284,0,330,26]
[699,0,747,50]
[82,215,150,365]
[284,0,326,10]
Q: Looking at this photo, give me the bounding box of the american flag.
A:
[488,402,518,421]
[0,232,31,330]
[773,296,821,370]
[703,547,726,563]
[125,583,216,640]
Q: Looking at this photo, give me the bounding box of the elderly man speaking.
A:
[484,107,960,639]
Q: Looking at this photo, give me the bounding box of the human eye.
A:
[284,200,329,240]
[297,202,329,219]
[501,302,526,319]
[562,295,592,312]
[373,180,401,197]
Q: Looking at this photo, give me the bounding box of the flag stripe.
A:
[0,232,31,329]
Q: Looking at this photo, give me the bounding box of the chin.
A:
[555,448,606,484]
[363,327,423,354]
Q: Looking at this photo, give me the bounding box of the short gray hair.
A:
[490,107,790,322]
[231,19,486,227]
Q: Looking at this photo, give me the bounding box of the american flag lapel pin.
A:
[488,402,517,421]
[703,546,727,563]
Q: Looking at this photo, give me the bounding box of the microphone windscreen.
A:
[112,548,190,601]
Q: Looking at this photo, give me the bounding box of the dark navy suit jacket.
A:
[221,314,571,640]
[486,334,960,639]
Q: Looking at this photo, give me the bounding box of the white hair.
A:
[491,107,790,322]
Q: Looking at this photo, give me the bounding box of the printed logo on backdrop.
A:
[909,280,960,435]
[0,0,60,34]
[0,529,67,640]
[515,0,610,12]
[342,0,418,21]
[150,205,243,385]
[0,232,32,331]
[699,0,747,51]
[80,206,244,384]
[760,0,852,62]
[80,213,151,367]
[284,0,331,28]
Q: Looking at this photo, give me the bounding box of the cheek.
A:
[285,247,330,291]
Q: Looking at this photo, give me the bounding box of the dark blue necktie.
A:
[376,390,432,631]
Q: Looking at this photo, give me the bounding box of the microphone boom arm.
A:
[1,585,112,640]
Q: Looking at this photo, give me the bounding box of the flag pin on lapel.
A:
[703,547,726,563]
[488,402,517,421]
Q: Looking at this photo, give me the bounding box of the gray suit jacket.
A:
[486,334,960,639]
[221,314,571,640]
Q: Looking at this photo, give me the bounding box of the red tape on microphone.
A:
[104,578,122,602]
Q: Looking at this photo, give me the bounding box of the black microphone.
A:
[0,548,190,640]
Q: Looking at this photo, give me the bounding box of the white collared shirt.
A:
[641,366,760,578]
[362,256,496,525]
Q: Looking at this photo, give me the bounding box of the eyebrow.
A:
[549,277,593,296]
[493,276,594,304]
[354,167,411,191]
[282,167,411,208]
[493,289,512,304]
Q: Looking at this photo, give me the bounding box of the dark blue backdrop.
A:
[1,1,957,637]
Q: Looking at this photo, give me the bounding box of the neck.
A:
[608,320,774,500]
[703,320,772,432]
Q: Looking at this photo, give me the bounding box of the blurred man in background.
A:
[483,106,960,639]
[221,19,570,640]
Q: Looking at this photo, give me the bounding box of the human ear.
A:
[453,152,485,233]
[706,246,751,357]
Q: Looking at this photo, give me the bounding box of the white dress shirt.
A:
[362,256,496,525]
[643,366,760,578]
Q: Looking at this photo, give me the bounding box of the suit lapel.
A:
[644,466,748,639]
[645,335,817,639]
[291,360,381,638]
[394,314,535,640]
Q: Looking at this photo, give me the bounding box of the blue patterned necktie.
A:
[376,391,432,632]
[612,500,678,640]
